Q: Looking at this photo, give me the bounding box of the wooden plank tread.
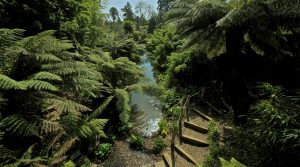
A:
[192,107,212,121]
[163,153,171,167]
[184,121,208,134]
[182,135,209,147]
[175,144,198,165]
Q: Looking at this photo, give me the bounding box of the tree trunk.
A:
[226,28,249,125]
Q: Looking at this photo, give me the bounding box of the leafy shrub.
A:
[62,160,76,167]
[204,120,220,167]
[153,136,166,154]
[129,134,144,150]
[219,158,246,167]
[95,143,113,160]
[158,119,168,137]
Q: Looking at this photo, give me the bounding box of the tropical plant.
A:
[204,120,221,167]
[219,157,246,167]
[0,27,149,165]
[94,143,113,160]
[153,136,166,154]
[167,0,300,124]
[129,134,145,150]
[146,25,182,72]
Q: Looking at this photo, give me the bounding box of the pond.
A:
[130,55,162,137]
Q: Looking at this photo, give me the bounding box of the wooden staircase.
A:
[145,106,212,167]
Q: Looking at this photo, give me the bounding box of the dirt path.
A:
[100,139,162,167]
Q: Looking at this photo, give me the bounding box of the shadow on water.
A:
[130,55,162,137]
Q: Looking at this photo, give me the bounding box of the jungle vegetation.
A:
[0,0,299,166]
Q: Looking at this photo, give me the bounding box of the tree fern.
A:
[115,89,131,128]
[0,115,39,137]
[60,51,83,60]
[19,80,59,92]
[53,137,78,158]
[79,119,107,139]
[44,99,92,115]
[20,30,73,53]
[30,72,63,82]
[0,145,15,161]
[39,119,62,134]
[0,29,24,74]
[0,74,24,90]
[32,53,62,62]
[86,119,107,138]
[88,96,114,120]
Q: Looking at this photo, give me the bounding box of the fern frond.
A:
[42,61,86,70]
[60,51,83,59]
[115,89,131,127]
[72,77,102,88]
[79,119,107,139]
[32,53,62,62]
[30,72,63,81]
[0,115,38,137]
[0,145,15,160]
[20,31,73,53]
[45,99,92,114]
[88,96,114,120]
[0,74,25,90]
[79,124,93,138]
[39,119,62,133]
[86,54,105,64]
[0,29,24,49]
[87,119,107,138]
[19,80,59,91]
[51,68,78,76]
[53,137,77,158]
[125,83,162,96]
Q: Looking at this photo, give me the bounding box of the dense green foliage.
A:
[204,121,221,167]
[145,0,300,166]
[0,0,161,166]
[1,0,300,166]
[129,134,145,151]
[94,143,113,160]
[153,136,167,154]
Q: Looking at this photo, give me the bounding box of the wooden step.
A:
[184,121,208,134]
[182,135,209,147]
[155,161,167,167]
[175,145,197,165]
[192,107,212,121]
[205,101,224,115]
[163,153,171,167]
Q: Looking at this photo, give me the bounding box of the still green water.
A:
[130,55,162,137]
